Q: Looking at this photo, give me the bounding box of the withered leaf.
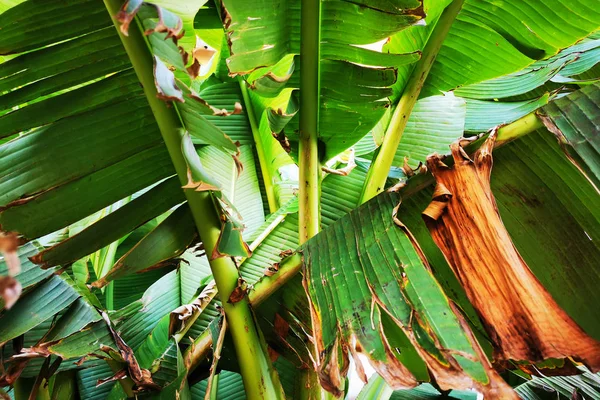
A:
[101,312,160,392]
[169,282,217,336]
[227,278,248,304]
[0,276,21,309]
[424,133,600,371]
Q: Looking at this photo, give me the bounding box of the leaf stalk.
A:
[299,0,323,243]
[360,0,466,203]
[103,1,284,398]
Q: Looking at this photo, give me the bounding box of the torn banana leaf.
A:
[0,242,54,307]
[301,192,514,397]
[111,270,181,352]
[0,275,81,346]
[198,144,266,238]
[91,204,197,288]
[0,0,112,55]
[77,363,118,400]
[98,271,183,396]
[0,51,175,243]
[221,0,424,161]
[0,274,111,385]
[119,1,241,154]
[423,133,600,371]
[392,94,466,169]
[514,367,600,399]
[464,93,552,133]
[181,132,250,258]
[116,0,210,77]
[399,127,600,357]
[148,342,191,399]
[32,177,185,269]
[538,82,600,188]
[454,33,600,99]
[423,4,600,96]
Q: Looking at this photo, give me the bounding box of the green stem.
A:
[13,377,35,400]
[495,112,544,146]
[299,0,322,242]
[209,374,219,399]
[239,80,279,213]
[299,1,336,397]
[401,112,544,200]
[105,282,114,310]
[356,375,393,400]
[50,371,77,400]
[103,2,284,398]
[185,252,304,371]
[360,0,465,203]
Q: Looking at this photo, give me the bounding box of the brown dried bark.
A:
[423,133,600,370]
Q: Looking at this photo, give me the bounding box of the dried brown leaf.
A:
[0,276,21,309]
[227,278,248,304]
[101,312,160,391]
[424,134,600,372]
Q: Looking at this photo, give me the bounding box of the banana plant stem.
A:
[103,1,284,398]
[495,112,544,146]
[360,0,465,203]
[185,252,304,372]
[299,0,338,398]
[299,0,322,243]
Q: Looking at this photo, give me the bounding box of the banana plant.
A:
[1,0,600,399]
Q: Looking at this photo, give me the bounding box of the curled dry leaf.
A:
[182,169,221,192]
[402,157,415,177]
[232,148,244,178]
[101,312,160,392]
[0,232,20,274]
[423,133,600,371]
[153,56,184,103]
[169,282,217,335]
[264,263,279,277]
[117,1,183,40]
[227,278,248,304]
[97,369,128,387]
[188,92,243,117]
[115,0,143,36]
[0,358,28,386]
[273,131,291,153]
[279,249,294,258]
[422,181,452,220]
[0,277,21,309]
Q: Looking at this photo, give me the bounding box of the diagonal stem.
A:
[360,0,466,203]
[103,1,284,398]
